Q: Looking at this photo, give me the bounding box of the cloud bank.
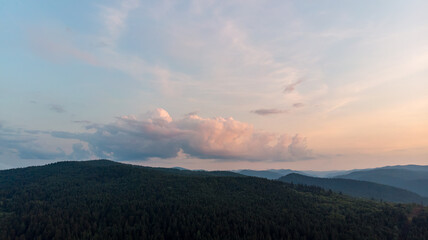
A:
[52,109,312,162]
[0,125,67,160]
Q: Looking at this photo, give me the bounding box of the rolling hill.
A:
[236,169,290,179]
[236,169,364,179]
[279,173,428,205]
[337,167,428,197]
[0,160,427,239]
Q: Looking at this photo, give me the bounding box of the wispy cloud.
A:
[185,111,199,116]
[0,124,92,161]
[28,0,190,98]
[251,108,288,116]
[0,125,66,160]
[73,120,91,124]
[28,27,99,65]
[293,103,304,108]
[98,0,140,47]
[49,104,66,113]
[284,79,304,94]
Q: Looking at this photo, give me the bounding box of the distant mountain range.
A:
[236,170,294,179]
[235,165,428,180]
[234,169,352,179]
[279,173,428,205]
[95,163,428,203]
[235,164,428,204]
[235,168,366,179]
[337,166,428,197]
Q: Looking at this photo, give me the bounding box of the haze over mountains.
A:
[279,173,428,205]
[237,165,428,179]
[338,168,428,198]
[159,164,428,206]
[235,165,428,205]
[143,164,428,204]
[235,169,353,179]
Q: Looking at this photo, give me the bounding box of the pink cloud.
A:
[52,108,312,162]
[284,79,304,94]
[251,108,288,116]
[293,103,305,108]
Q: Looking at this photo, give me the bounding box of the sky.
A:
[1,0,428,171]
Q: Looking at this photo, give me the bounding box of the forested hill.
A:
[337,168,428,197]
[236,169,287,179]
[1,160,428,239]
[279,173,428,205]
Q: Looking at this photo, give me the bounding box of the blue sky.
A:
[1,0,428,170]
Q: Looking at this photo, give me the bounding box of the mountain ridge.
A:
[337,168,428,197]
[1,160,428,239]
[280,173,428,205]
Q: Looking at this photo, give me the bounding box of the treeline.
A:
[0,160,427,239]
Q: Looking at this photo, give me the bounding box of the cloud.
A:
[284,79,304,94]
[185,111,199,116]
[68,143,91,160]
[24,130,49,134]
[0,125,66,160]
[0,124,93,161]
[28,27,99,65]
[73,120,91,124]
[49,104,66,113]
[293,103,305,108]
[52,108,312,162]
[251,108,288,116]
[28,0,187,99]
[98,0,140,47]
[16,147,66,160]
[325,97,356,114]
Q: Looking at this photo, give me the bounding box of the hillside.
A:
[337,168,428,197]
[236,169,286,179]
[236,169,350,179]
[279,173,427,205]
[0,160,427,239]
[383,165,428,172]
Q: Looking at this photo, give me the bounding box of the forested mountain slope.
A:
[338,168,428,197]
[280,173,428,205]
[0,160,427,239]
[236,169,287,179]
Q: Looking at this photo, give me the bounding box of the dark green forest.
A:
[0,160,427,239]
